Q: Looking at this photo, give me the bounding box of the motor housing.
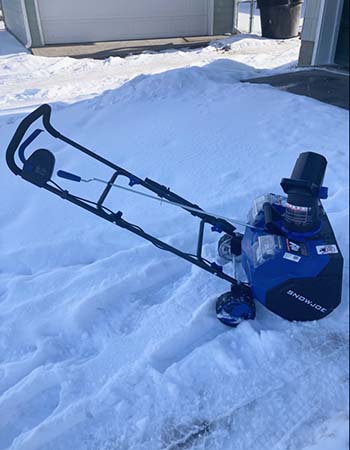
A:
[241,152,343,321]
[242,201,343,320]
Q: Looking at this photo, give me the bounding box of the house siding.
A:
[299,0,346,66]
[2,0,28,44]
[298,40,315,66]
[301,0,322,42]
[213,0,234,35]
[298,0,322,66]
[25,0,43,46]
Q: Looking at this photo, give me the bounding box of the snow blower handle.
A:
[5,103,254,286]
[57,170,82,182]
[6,104,59,177]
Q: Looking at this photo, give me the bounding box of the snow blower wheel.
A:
[216,284,256,327]
[218,232,243,261]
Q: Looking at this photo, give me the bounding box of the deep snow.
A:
[0,21,349,450]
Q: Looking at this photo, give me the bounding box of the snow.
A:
[0,18,349,450]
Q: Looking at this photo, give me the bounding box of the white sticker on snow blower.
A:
[316,245,339,255]
[283,252,301,263]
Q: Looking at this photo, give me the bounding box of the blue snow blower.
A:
[6,104,343,327]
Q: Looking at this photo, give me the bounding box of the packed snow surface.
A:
[0,24,349,450]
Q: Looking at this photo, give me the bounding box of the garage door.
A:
[37,0,211,45]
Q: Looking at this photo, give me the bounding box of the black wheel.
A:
[217,233,243,261]
[216,284,256,327]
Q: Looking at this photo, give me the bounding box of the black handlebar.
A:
[6,104,60,176]
[5,103,239,284]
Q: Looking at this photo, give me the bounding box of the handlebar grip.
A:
[6,104,59,176]
[57,170,81,182]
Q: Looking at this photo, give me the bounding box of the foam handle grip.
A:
[57,170,81,182]
[6,104,55,176]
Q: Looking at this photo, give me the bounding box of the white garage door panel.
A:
[38,0,209,19]
[38,0,210,44]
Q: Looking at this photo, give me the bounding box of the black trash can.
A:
[257,0,303,39]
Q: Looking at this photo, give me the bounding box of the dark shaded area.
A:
[335,0,349,67]
[245,69,349,110]
[31,35,230,59]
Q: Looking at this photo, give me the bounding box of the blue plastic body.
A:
[319,186,328,199]
[241,207,330,309]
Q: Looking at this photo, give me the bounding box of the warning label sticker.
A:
[316,245,339,255]
[283,252,301,263]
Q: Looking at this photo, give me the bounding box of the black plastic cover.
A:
[22,149,55,187]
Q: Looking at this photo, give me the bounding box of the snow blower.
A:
[6,104,343,327]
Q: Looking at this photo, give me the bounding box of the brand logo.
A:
[289,241,300,252]
[286,290,327,313]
